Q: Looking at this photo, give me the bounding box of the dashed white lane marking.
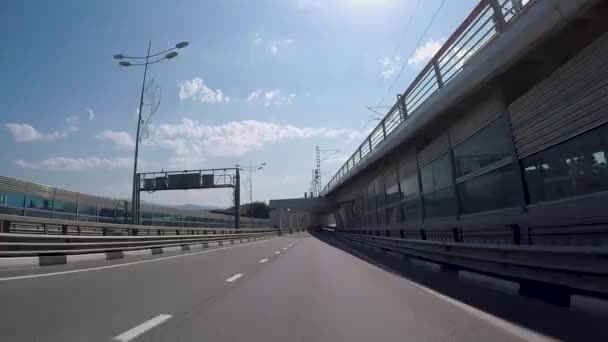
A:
[283,247,288,250]
[226,273,243,282]
[0,238,278,282]
[274,251,280,255]
[259,258,269,263]
[113,314,172,342]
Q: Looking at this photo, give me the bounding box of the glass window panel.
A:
[374,176,387,225]
[420,153,451,193]
[78,204,97,216]
[53,200,77,213]
[423,186,456,218]
[99,208,116,218]
[523,123,608,203]
[26,196,53,211]
[399,171,419,198]
[385,171,401,224]
[385,171,400,205]
[367,181,377,226]
[0,191,25,208]
[402,195,422,222]
[453,116,513,178]
[458,165,521,213]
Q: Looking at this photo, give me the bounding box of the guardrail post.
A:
[420,229,427,240]
[397,94,407,122]
[381,120,387,139]
[510,224,521,245]
[510,224,530,245]
[77,225,82,235]
[489,0,506,32]
[367,136,373,152]
[452,228,461,243]
[432,59,444,88]
[43,223,49,235]
[1,220,10,233]
[61,224,68,235]
[102,227,109,236]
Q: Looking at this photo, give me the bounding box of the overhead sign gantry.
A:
[135,168,241,228]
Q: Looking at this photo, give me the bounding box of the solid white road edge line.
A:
[0,237,278,282]
[226,273,243,282]
[405,280,556,341]
[113,314,172,342]
[342,237,555,341]
[259,258,269,263]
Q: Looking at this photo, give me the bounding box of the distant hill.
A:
[140,201,220,212]
[168,204,221,212]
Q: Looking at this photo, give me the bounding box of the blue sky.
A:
[0,0,478,207]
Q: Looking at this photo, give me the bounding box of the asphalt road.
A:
[0,232,573,342]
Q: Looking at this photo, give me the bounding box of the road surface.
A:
[0,232,575,341]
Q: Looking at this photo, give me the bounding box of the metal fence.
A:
[322,0,532,195]
[0,176,270,229]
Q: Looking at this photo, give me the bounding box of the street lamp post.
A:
[235,161,267,229]
[113,40,189,225]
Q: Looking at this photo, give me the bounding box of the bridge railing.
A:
[322,0,531,195]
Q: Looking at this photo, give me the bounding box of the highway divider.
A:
[0,231,277,268]
[0,213,272,236]
[0,214,283,268]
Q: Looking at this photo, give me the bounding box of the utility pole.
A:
[249,160,253,229]
[316,146,322,196]
[314,146,340,197]
[113,40,189,225]
[235,161,266,229]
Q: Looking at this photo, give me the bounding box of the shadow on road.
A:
[309,229,608,342]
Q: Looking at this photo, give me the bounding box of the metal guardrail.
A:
[0,214,282,257]
[340,232,608,295]
[0,231,276,256]
[322,0,532,195]
[0,214,272,237]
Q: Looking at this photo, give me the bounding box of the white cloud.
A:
[147,119,359,158]
[269,39,293,55]
[247,89,296,106]
[95,130,135,151]
[379,56,401,79]
[6,123,65,142]
[408,39,444,66]
[6,113,83,143]
[297,0,395,11]
[177,78,229,104]
[13,157,131,171]
[253,35,293,55]
[86,108,95,121]
[65,115,79,132]
[252,34,263,45]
